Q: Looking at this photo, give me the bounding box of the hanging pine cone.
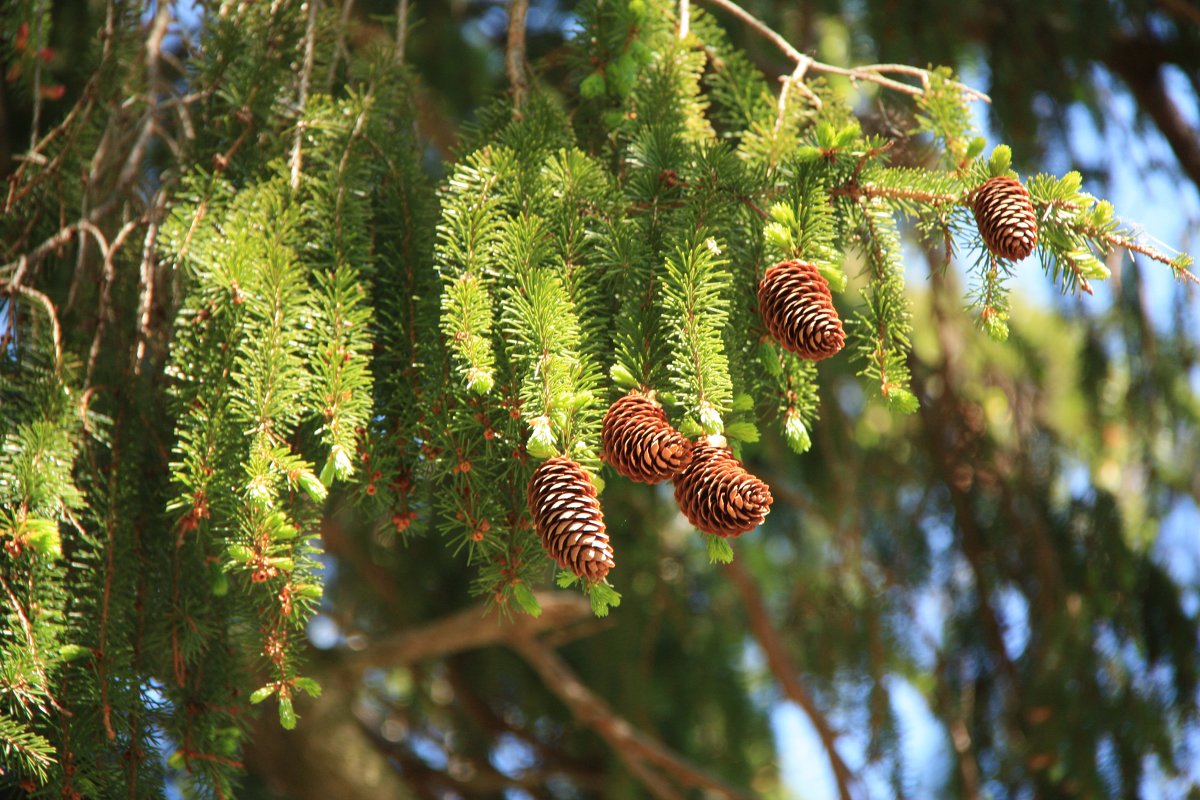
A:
[527,457,614,581]
[757,260,845,361]
[673,438,772,538]
[971,176,1038,261]
[601,391,693,484]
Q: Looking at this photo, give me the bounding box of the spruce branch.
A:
[693,0,990,102]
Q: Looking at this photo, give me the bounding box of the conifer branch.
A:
[695,0,989,101]
[506,0,530,115]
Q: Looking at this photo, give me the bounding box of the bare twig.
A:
[775,58,820,132]
[10,285,63,372]
[510,633,753,800]
[291,0,319,192]
[395,0,409,62]
[86,217,142,386]
[327,0,357,88]
[694,0,989,102]
[725,560,859,800]
[678,0,690,39]
[133,190,168,373]
[29,0,47,150]
[506,0,530,115]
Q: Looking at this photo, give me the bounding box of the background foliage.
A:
[1,1,1198,798]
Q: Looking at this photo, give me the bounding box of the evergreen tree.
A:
[1,1,1197,798]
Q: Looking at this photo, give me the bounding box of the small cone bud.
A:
[528,457,614,581]
[673,438,772,537]
[757,261,845,361]
[971,176,1038,261]
[601,392,692,483]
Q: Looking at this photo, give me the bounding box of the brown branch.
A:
[133,190,168,373]
[694,0,989,102]
[506,0,530,115]
[290,0,319,192]
[339,592,591,676]
[8,285,63,372]
[395,0,409,63]
[724,559,858,800]
[510,632,752,800]
[1107,34,1200,190]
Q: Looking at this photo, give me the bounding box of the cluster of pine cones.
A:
[529,174,1038,583]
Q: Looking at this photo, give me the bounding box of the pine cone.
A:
[601,391,693,484]
[757,261,845,361]
[527,457,614,581]
[971,176,1038,261]
[673,438,772,537]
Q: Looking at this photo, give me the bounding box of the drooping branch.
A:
[724,560,859,800]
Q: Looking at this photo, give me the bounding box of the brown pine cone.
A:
[601,391,693,484]
[971,176,1038,261]
[673,438,772,538]
[757,261,845,361]
[527,457,614,581]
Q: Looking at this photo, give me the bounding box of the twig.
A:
[86,217,142,386]
[510,633,753,800]
[29,0,48,150]
[775,58,820,131]
[694,0,989,102]
[133,190,168,373]
[725,560,859,800]
[678,0,690,39]
[506,0,530,115]
[395,0,409,62]
[290,0,319,192]
[10,285,63,372]
[326,0,357,88]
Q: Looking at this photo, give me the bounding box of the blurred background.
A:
[4,1,1199,798]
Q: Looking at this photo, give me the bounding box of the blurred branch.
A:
[506,0,530,114]
[1107,34,1200,191]
[724,559,858,800]
[339,592,591,676]
[510,631,751,800]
